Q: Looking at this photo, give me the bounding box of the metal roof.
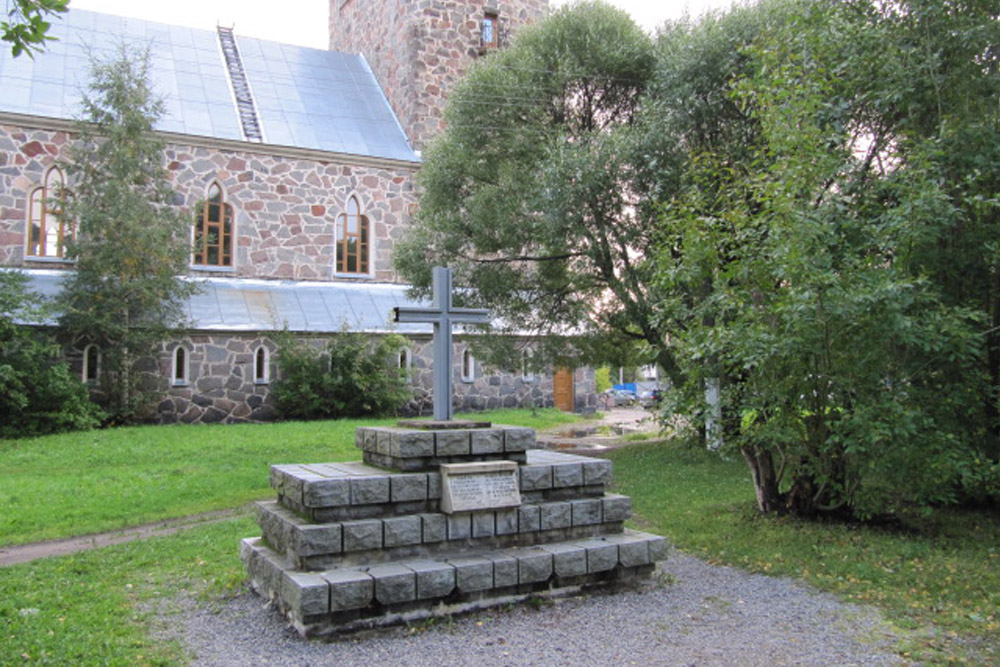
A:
[16,269,445,335]
[0,8,418,163]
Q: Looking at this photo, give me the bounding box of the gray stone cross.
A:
[394,266,491,421]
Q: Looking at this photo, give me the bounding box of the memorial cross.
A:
[394,266,491,421]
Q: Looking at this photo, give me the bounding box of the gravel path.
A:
[163,550,904,666]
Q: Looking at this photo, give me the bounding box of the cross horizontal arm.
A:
[394,306,491,325]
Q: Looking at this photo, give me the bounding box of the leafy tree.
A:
[0,271,102,437]
[394,1,667,376]
[58,44,196,423]
[271,332,412,420]
[2,0,68,57]
[656,0,998,516]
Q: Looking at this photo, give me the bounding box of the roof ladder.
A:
[217,26,264,143]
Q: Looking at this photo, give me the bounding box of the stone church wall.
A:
[0,122,418,282]
[63,332,593,424]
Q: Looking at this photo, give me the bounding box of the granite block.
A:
[447,513,472,540]
[281,571,329,616]
[394,430,434,458]
[539,502,571,530]
[368,563,416,604]
[569,498,602,527]
[487,552,519,588]
[375,429,393,456]
[471,511,495,538]
[648,535,669,562]
[403,559,455,599]
[542,543,587,578]
[552,463,583,488]
[383,515,422,548]
[295,523,342,556]
[449,556,493,592]
[503,427,534,452]
[390,474,428,502]
[517,505,540,533]
[516,549,553,584]
[582,459,612,486]
[342,519,383,552]
[420,513,447,543]
[519,465,552,491]
[427,473,441,500]
[578,539,618,573]
[606,533,651,568]
[601,494,632,522]
[350,476,390,505]
[435,430,471,456]
[303,478,350,507]
[324,569,374,611]
[495,508,518,535]
[470,429,503,455]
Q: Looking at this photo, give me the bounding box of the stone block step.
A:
[354,424,535,472]
[271,450,613,522]
[257,494,633,570]
[241,529,668,637]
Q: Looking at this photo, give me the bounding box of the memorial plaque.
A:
[439,461,521,514]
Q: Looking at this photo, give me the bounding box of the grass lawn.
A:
[609,439,1000,664]
[0,408,579,546]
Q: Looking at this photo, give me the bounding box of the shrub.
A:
[0,271,103,437]
[272,331,411,420]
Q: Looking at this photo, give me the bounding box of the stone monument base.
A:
[241,425,668,637]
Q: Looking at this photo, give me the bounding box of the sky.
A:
[67,0,740,49]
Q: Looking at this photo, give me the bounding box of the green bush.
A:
[0,271,103,437]
[272,331,411,420]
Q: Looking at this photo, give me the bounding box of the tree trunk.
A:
[740,445,782,513]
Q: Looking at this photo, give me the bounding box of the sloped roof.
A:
[0,8,418,163]
[17,269,446,335]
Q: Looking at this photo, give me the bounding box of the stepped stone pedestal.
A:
[241,421,668,637]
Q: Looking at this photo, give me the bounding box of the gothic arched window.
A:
[26,166,72,259]
[335,195,369,275]
[193,182,233,267]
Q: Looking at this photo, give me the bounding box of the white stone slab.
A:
[440,461,521,514]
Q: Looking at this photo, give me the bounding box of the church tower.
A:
[329,0,549,151]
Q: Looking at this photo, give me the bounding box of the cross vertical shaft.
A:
[394,267,491,421]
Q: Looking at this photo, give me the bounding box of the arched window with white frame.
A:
[26,165,73,259]
[172,346,189,386]
[82,344,100,383]
[254,345,269,384]
[461,347,475,383]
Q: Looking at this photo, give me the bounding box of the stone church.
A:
[0,1,597,423]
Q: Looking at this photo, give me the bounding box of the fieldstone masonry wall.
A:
[0,123,418,282]
[64,332,596,424]
[330,0,549,150]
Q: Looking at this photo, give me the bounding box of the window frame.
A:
[334,194,371,277]
[25,165,73,261]
[461,347,475,383]
[192,181,234,269]
[82,344,100,384]
[481,10,499,49]
[254,345,270,384]
[171,345,189,386]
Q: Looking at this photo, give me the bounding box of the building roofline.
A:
[0,111,421,171]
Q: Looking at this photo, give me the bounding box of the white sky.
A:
[67,0,739,49]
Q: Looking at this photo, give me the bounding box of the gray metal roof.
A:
[0,8,418,163]
[16,269,442,335]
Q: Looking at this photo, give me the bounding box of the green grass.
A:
[609,439,1000,663]
[0,517,253,665]
[0,409,577,546]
